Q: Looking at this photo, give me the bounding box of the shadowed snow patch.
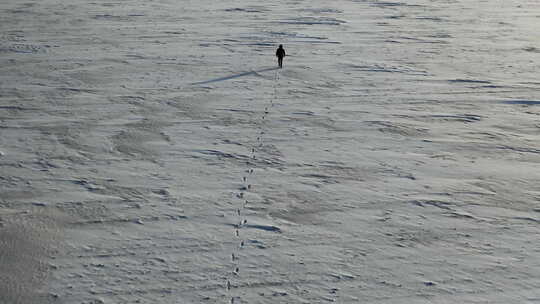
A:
[365,1,425,8]
[503,100,540,105]
[449,79,492,84]
[0,43,48,54]
[224,7,266,13]
[422,114,482,123]
[298,8,343,14]
[278,17,346,25]
[523,47,540,53]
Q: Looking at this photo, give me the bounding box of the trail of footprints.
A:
[227,70,279,303]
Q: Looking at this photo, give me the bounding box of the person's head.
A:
[279,44,283,48]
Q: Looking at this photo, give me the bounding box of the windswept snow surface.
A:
[1,0,540,303]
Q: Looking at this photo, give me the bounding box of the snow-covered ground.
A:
[1,0,539,303]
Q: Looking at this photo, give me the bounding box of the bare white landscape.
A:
[1,0,539,303]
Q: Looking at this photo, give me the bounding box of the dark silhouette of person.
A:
[276,44,286,68]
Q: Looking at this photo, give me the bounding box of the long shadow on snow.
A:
[192,67,279,85]
[503,100,540,105]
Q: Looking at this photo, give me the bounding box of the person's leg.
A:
[278,57,283,68]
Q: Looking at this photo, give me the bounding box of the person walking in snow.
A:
[276,44,286,68]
